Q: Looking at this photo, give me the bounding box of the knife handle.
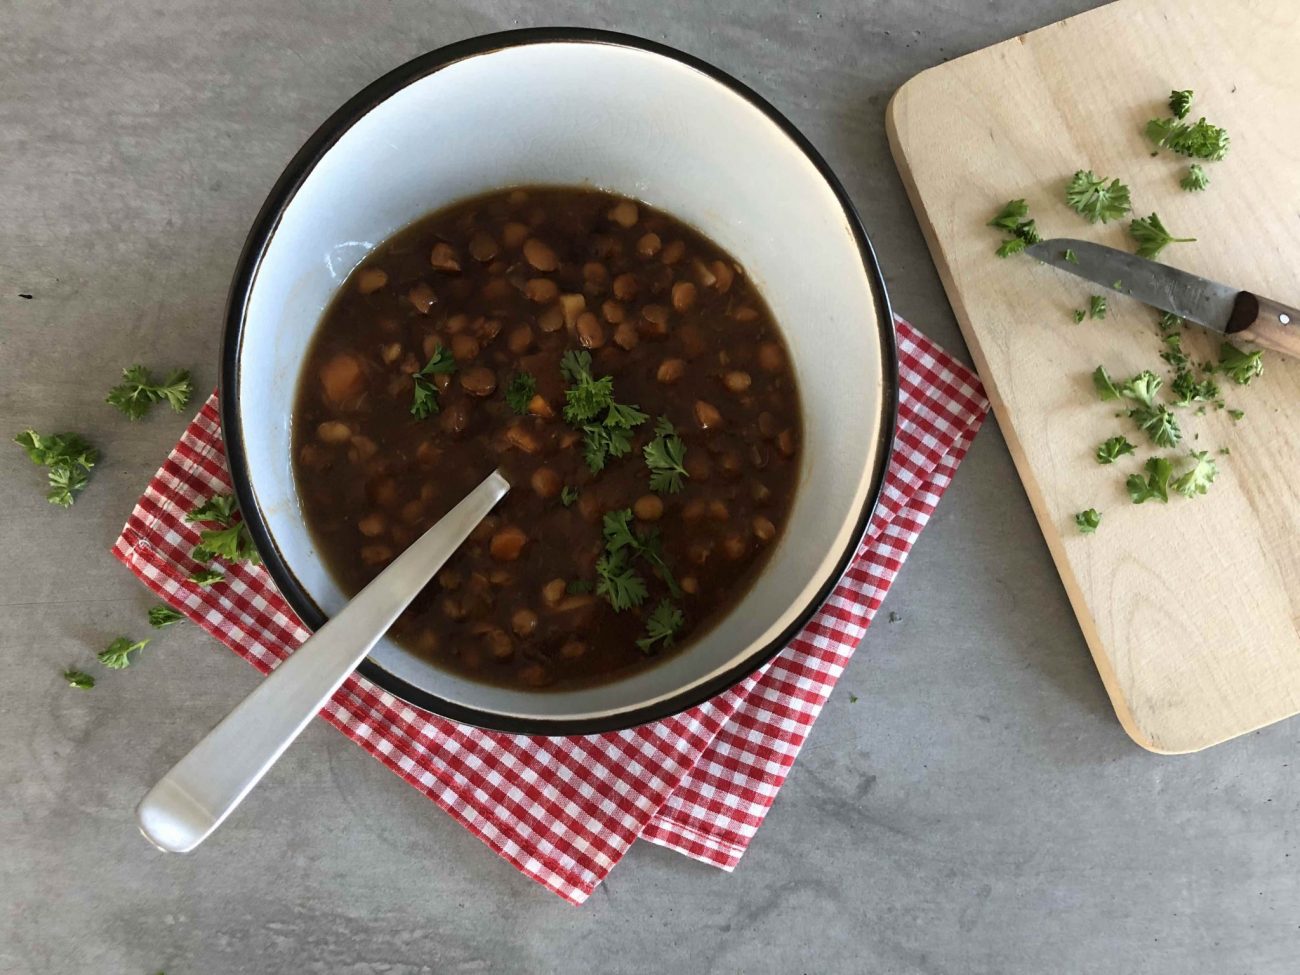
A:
[1227,291,1300,359]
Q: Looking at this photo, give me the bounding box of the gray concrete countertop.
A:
[3,2,1296,973]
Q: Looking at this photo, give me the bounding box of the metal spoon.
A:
[137,468,510,853]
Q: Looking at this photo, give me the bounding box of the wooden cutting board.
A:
[887,0,1300,753]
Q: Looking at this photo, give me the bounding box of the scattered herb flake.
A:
[1088,295,1108,319]
[1064,248,1078,264]
[1158,311,1184,332]
[560,486,579,507]
[1074,508,1101,534]
[410,345,457,418]
[1228,408,1244,422]
[1072,309,1086,324]
[1146,115,1230,161]
[188,568,225,586]
[988,199,1029,232]
[1169,89,1194,119]
[64,669,95,690]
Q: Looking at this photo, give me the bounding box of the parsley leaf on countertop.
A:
[1146,115,1230,161]
[1180,163,1210,192]
[1169,89,1194,119]
[1218,342,1263,385]
[1065,170,1132,223]
[1129,212,1196,260]
[1088,295,1108,320]
[1092,365,1121,401]
[106,365,193,420]
[1074,509,1101,534]
[1096,436,1135,464]
[1127,457,1174,504]
[98,636,149,670]
[1173,451,1218,498]
[14,429,98,507]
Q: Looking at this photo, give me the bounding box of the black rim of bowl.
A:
[219,27,899,736]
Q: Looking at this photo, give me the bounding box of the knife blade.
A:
[1026,238,1239,332]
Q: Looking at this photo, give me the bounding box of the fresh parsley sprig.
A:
[107,366,193,420]
[187,493,260,571]
[14,429,98,507]
[1129,212,1196,259]
[1145,116,1229,161]
[636,600,685,655]
[411,345,457,418]
[560,350,648,473]
[643,416,689,494]
[989,200,1041,257]
[98,636,149,670]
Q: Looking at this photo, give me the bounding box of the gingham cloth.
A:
[113,318,986,904]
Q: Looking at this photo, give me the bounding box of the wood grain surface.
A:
[887,0,1300,753]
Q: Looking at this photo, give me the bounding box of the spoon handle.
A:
[137,468,510,853]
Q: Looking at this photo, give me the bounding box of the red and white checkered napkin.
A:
[113,318,986,904]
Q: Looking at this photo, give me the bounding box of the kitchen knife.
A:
[1026,238,1300,359]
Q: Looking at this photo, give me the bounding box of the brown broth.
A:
[292,187,801,691]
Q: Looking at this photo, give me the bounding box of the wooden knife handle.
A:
[1226,291,1300,358]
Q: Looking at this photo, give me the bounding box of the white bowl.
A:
[221,29,896,734]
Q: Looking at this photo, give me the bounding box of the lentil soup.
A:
[292,187,801,690]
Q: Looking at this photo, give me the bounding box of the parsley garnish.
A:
[595,548,648,611]
[1118,371,1181,447]
[560,486,579,507]
[1180,163,1210,192]
[1096,436,1135,464]
[98,636,149,670]
[560,350,648,472]
[1169,89,1193,120]
[1218,342,1263,385]
[64,669,94,690]
[1088,295,1108,320]
[1072,309,1086,324]
[1172,450,1217,498]
[1145,116,1230,161]
[1127,457,1173,504]
[636,600,685,655]
[148,605,184,628]
[1171,368,1219,406]
[1129,212,1196,259]
[1074,509,1101,534]
[188,568,225,586]
[1064,249,1078,264]
[106,365,193,420]
[1065,170,1132,223]
[186,494,238,524]
[411,345,457,418]
[14,429,98,507]
[1228,408,1245,422]
[505,372,537,415]
[643,416,689,494]
[595,509,680,612]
